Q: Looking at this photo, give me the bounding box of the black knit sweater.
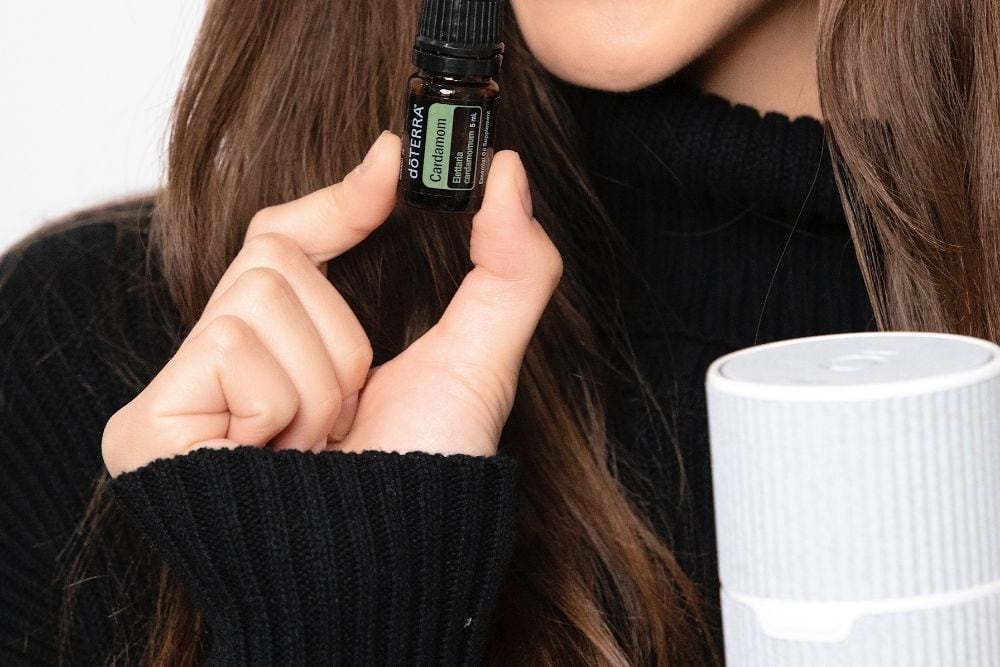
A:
[0,77,875,664]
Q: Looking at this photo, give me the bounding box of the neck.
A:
[682,0,822,121]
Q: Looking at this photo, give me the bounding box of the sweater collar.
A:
[560,75,846,235]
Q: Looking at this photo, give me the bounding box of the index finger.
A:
[243,131,401,266]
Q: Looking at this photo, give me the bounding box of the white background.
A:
[0,1,206,253]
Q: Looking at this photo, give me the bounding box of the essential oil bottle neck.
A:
[412,46,502,78]
[414,68,495,86]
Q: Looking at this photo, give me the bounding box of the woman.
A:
[2,0,994,664]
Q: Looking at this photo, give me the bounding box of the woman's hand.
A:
[102,132,563,476]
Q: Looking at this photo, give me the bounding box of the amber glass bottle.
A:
[399,0,504,213]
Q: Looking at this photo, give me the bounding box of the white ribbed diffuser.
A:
[705,332,1000,666]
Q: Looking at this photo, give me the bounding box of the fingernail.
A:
[329,391,359,441]
[357,131,390,174]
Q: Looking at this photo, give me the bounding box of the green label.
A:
[422,103,483,190]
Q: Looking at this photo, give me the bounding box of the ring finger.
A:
[186,266,344,451]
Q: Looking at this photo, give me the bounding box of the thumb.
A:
[436,150,564,377]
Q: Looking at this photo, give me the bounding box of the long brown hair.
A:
[818,0,1000,337]
[55,1,715,664]
[47,0,1000,663]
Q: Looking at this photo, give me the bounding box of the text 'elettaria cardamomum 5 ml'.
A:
[399,0,504,213]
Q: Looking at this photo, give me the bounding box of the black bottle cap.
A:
[413,0,504,76]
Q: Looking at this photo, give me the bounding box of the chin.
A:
[510,0,764,93]
[531,52,686,93]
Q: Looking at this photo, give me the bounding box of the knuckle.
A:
[305,390,343,437]
[322,182,368,233]
[247,206,281,238]
[544,245,565,286]
[278,391,303,424]
[242,232,299,266]
[341,341,374,392]
[254,392,300,430]
[235,266,294,302]
[321,184,351,222]
[531,223,564,286]
[202,315,256,355]
[316,391,344,419]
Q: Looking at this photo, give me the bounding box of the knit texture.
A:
[0,210,519,665]
[107,448,518,665]
[561,77,877,604]
[1,77,877,663]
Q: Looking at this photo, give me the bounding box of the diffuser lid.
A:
[707,332,1000,402]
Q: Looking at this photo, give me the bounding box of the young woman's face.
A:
[510,0,771,91]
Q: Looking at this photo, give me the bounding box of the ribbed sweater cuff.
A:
[106,447,519,666]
